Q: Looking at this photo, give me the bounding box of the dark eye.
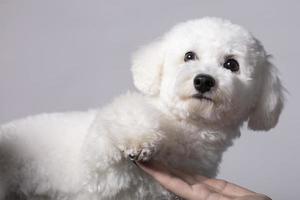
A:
[223,58,239,72]
[184,51,198,62]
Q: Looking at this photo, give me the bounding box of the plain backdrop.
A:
[0,0,299,199]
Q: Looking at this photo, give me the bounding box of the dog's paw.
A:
[123,142,158,162]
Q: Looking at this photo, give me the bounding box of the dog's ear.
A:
[131,39,165,96]
[248,58,284,131]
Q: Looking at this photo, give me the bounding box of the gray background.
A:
[0,0,299,199]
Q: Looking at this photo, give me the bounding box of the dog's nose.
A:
[193,74,215,93]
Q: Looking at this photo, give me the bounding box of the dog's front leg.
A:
[86,94,168,165]
[101,107,165,163]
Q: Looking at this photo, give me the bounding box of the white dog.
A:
[0,17,284,200]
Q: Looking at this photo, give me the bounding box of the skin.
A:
[137,162,271,200]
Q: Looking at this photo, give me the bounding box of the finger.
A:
[195,176,255,197]
[147,165,248,199]
[167,166,198,185]
[235,194,272,200]
[169,167,250,197]
[137,162,194,199]
[203,192,232,200]
[191,184,233,200]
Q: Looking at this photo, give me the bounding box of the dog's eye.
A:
[184,51,198,62]
[223,58,239,72]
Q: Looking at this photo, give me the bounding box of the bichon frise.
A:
[0,17,284,200]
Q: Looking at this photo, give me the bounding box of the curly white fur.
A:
[0,17,284,200]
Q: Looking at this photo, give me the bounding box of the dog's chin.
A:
[186,94,231,122]
[174,92,239,124]
[170,92,228,121]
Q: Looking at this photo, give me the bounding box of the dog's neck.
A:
[146,96,240,177]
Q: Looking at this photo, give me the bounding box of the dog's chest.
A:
[158,121,230,177]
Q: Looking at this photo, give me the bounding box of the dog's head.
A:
[131,17,284,130]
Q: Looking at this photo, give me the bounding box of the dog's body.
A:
[0,93,237,199]
[0,18,284,200]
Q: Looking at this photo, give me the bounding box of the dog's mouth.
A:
[192,93,213,102]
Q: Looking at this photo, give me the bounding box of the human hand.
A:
[137,162,271,200]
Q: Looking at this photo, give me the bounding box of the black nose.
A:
[193,74,215,93]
